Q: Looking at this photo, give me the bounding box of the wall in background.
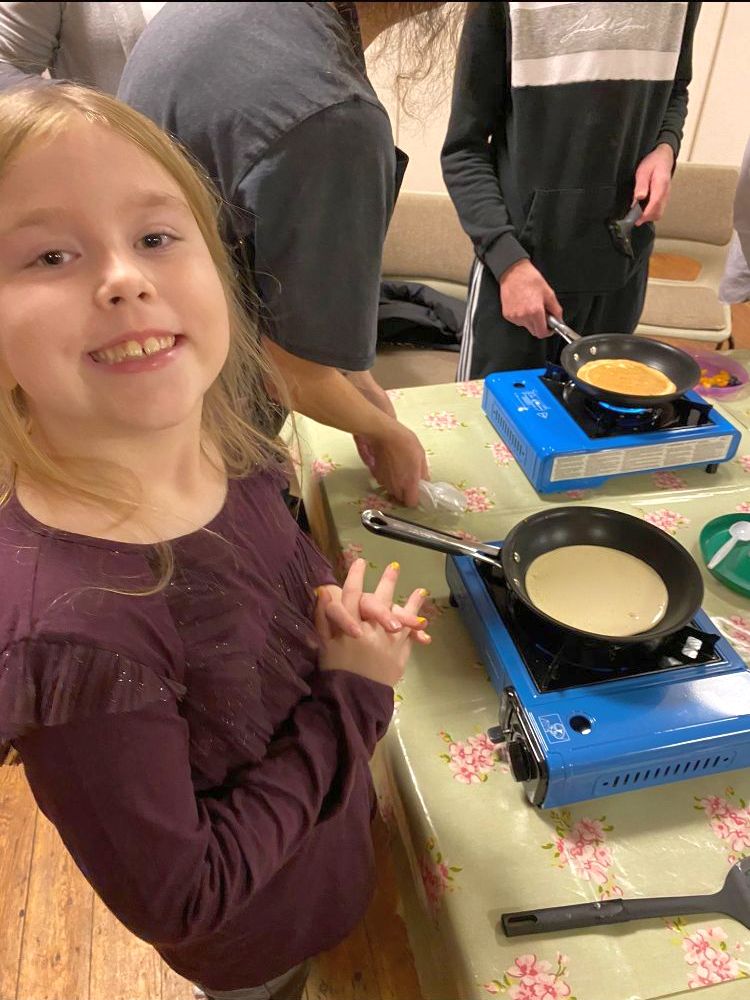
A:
[367,1,750,195]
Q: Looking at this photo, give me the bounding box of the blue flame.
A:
[597,400,650,415]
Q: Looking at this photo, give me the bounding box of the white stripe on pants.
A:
[457,257,484,382]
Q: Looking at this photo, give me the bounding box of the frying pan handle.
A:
[361,510,503,568]
[546,315,580,343]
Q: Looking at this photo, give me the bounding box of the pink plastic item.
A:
[689,350,749,399]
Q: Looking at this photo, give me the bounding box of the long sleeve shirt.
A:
[0,1,151,94]
[0,468,393,991]
[442,1,701,296]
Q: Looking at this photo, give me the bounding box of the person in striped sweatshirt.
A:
[442,1,701,379]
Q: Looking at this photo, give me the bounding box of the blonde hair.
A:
[0,85,290,578]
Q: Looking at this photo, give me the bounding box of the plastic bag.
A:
[417,480,467,514]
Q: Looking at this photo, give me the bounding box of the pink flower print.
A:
[653,470,687,490]
[699,795,732,819]
[572,818,606,843]
[439,730,504,784]
[490,441,515,466]
[572,852,610,886]
[419,839,461,918]
[728,615,750,642]
[687,965,722,989]
[723,615,750,654]
[311,456,339,480]
[511,975,572,1000]
[682,926,729,964]
[543,810,619,898]
[424,410,461,431]
[453,528,481,543]
[418,854,444,914]
[386,388,404,402]
[718,820,750,854]
[463,485,495,512]
[339,542,363,572]
[738,455,750,473]
[644,508,690,534]
[487,954,575,999]
[737,501,750,514]
[695,789,750,859]
[356,491,395,513]
[457,380,483,399]
[449,759,484,784]
[508,955,546,980]
[466,733,499,771]
[683,928,741,987]
[670,919,748,989]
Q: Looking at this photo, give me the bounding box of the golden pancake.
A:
[525,545,668,637]
[577,358,676,396]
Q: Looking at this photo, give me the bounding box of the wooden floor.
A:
[0,763,423,1000]
[1,260,749,1000]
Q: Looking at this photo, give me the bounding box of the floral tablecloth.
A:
[295,361,750,1000]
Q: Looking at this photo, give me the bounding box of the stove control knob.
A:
[487,725,507,745]
[507,738,535,783]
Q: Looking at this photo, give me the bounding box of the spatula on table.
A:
[501,858,750,937]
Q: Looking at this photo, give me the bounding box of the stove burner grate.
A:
[481,565,722,692]
[540,364,715,440]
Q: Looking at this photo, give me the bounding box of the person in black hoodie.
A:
[442,1,701,379]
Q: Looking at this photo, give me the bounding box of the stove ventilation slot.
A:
[493,414,527,462]
[594,751,737,795]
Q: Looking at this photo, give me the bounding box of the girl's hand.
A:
[315,559,429,687]
[316,559,430,644]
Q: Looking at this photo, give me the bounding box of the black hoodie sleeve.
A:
[655,2,701,160]
[441,2,528,282]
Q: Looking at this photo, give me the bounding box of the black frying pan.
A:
[547,315,701,409]
[361,506,703,644]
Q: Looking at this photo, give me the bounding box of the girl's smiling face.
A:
[0,121,230,446]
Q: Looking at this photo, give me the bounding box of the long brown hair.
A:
[365,2,467,115]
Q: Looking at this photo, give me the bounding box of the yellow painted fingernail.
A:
[416,616,427,625]
[389,561,400,571]
[420,588,430,597]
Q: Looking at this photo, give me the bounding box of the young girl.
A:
[0,85,429,1000]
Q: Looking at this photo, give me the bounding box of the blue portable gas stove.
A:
[446,551,750,809]
[482,365,741,493]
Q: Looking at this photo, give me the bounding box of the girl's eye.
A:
[139,233,174,250]
[35,249,74,268]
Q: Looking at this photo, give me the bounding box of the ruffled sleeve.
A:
[0,638,185,744]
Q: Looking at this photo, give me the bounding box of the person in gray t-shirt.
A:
[120,2,452,507]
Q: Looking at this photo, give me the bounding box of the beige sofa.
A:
[636,162,739,347]
[373,191,472,389]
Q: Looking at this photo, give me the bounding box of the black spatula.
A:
[502,858,750,937]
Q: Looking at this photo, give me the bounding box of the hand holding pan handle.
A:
[546,315,580,343]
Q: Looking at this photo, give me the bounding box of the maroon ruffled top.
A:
[0,468,393,990]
